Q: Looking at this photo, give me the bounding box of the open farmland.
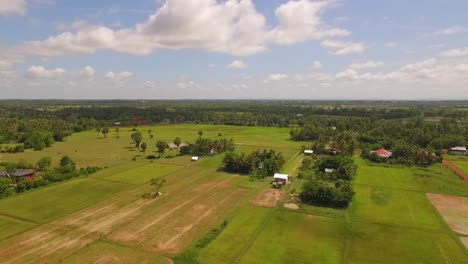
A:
[0,124,466,263]
[198,156,468,264]
[0,125,303,263]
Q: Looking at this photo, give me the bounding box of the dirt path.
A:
[442,160,468,181]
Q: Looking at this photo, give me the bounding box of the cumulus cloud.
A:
[23,0,362,57]
[177,80,198,89]
[267,0,349,45]
[440,47,468,57]
[435,26,467,35]
[227,60,248,69]
[0,0,26,16]
[105,71,133,82]
[80,65,95,77]
[321,40,365,55]
[349,61,384,70]
[25,66,66,78]
[264,73,288,82]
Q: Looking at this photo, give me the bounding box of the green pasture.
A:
[0,178,130,223]
[92,163,184,185]
[201,207,345,264]
[350,186,445,229]
[346,222,467,264]
[0,124,302,169]
[354,158,468,196]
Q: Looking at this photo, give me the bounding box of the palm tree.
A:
[174,137,182,154]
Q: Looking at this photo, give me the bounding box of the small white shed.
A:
[325,168,335,173]
[304,150,314,155]
[191,156,199,161]
[273,173,289,184]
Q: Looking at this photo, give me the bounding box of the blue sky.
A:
[0,0,467,99]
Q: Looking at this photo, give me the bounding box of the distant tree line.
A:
[0,156,101,198]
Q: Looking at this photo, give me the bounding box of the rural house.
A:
[191,156,199,161]
[449,146,467,155]
[0,170,35,182]
[371,148,392,158]
[273,173,288,185]
[304,150,314,155]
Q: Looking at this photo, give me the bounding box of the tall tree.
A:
[101,127,109,138]
[131,131,143,149]
[150,177,167,197]
[141,142,147,155]
[174,137,182,154]
[156,141,167,157]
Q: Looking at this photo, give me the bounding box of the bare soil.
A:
[283,203,299,210]
[427,193,468,236]
[251,189,284,207]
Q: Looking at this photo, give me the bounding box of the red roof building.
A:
[372,149,392,158]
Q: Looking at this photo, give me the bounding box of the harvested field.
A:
[61,241,169,264]
[427,193,468,235]
[251,189,283,207]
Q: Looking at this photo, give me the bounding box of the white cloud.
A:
[25,66,66,78]
[321,40,365,55]
[264,73,288,82]
[0,0,26,16]
[144,81,158,90]
[435,26,467,35]
[80,65,95,77]
[23,0,363,57]
[267,0,349,45]
[312,60,322,70]
[440,47,468,57]
[227,60,248,69]
[56,19,89,32]
[177,80,198,89]
[105,71,133,82]
[349,61,384,70]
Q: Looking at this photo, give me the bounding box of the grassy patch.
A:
[350,185,445,230]
[95,163,183,185]
[347,222,467,264]
[0,178,130,223]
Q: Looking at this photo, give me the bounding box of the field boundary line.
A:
[232,207,277,263]
[442,159,468,181]
[0,213,39,224]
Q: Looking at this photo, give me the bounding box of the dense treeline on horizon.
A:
[0,101,466,154]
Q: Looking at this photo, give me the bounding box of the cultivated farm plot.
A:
[0,215,36,240]
[61,240,170,264]
[346,222,467,264]
[354,158,468,196]
[0,165,259,263]
[201,207,345,264]
[350,185,445,230]
[0,178,131,223]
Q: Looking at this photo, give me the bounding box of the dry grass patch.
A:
[251,189,283,208]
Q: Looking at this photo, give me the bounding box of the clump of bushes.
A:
[146,155,157,160]
[223,149,285,180]
[299,156,356,208]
